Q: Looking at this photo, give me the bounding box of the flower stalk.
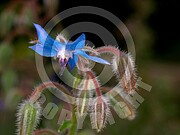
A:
[76,76,91,117]
[29,82,72,103]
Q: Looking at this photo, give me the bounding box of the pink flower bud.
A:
[90,96,110,132]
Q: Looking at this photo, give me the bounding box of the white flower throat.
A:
[57,47,72,66]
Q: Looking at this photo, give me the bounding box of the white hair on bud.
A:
[111,51,137,94]
[90,96,110,132]
[16,100,42,135]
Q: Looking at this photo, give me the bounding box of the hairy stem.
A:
[86,71,101,97]
[77,57,102,97]
[96,46,121,58]
[29,82,72,103]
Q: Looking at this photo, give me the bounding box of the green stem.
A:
[69,72,82,135]
[69,105,77,135]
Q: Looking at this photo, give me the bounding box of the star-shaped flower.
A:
[29,23,110,74]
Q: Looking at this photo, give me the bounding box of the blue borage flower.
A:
[29,23,110,74]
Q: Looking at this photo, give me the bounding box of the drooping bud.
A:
[96,46,137,94]
[90,96,110,132]
[112,52,137,94]
[16,100,42,135]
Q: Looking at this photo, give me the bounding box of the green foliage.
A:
[1,69,17,91]
[0,43,13,70]
[0,11,15,37]
[58,120,72,133]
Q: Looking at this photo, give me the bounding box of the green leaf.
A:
[5,88,22,109]
[1,69,17,91]
[58,120,72,133]
[0,43,13,69]
[0,11,15,37]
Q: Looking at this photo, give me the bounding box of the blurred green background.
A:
[0,0,180,135]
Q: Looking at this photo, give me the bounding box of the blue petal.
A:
[29,44,57,57]
[33,23,54,46]
[53,40,65,51]
[65,33,85,51]
[74,50,110,65]
[68,54,78,70]
[87,56,110,65]
[74,50,89,58]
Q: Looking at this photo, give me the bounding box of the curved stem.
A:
[77,57,102,97]
[86,71,102,97]
[29,82,73,112]
[29,82,72,103]
[96,46,121,58]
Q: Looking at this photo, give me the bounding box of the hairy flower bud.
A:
[90,96,110,132]
[112,52,137,94]
[16,100,41,135]
[97,46,137,93]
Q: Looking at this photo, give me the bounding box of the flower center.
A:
[56,47,72,67]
